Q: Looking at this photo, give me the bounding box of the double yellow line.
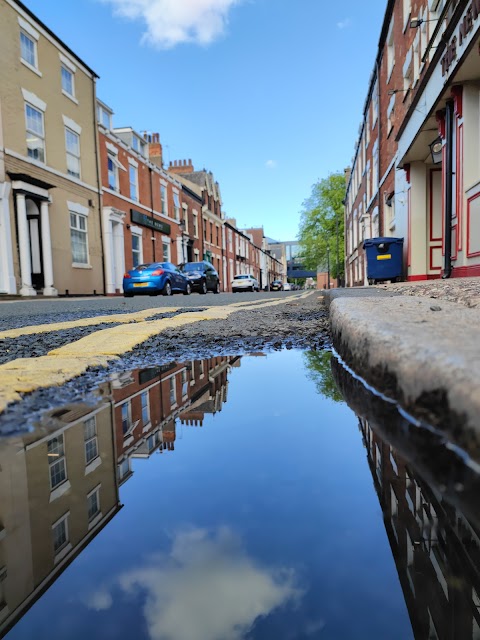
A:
[0,292,312,413]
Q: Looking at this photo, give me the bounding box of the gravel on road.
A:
[377,276,480,308]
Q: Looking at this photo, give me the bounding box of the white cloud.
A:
[336,18,352,29]
[84,527,302,640]
[99,0,244,48]
[265,160,277,169]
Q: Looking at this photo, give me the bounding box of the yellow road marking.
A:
[0,292,313,414]
[0,307,181,340]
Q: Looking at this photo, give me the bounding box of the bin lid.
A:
[363,236,404,248]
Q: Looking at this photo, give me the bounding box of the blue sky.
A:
[25,0,386,241]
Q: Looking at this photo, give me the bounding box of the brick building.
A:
[345,0,480,285]
[98,112,185,294]
[168,160,227,288]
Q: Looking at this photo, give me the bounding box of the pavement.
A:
[323,278,480,454]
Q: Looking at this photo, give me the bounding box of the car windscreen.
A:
[234,275,252,279]
[135,263,169,271]
[181,263,203,272]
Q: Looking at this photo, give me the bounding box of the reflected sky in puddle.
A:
[2,349,479,638]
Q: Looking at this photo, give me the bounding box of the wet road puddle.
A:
[0,349,479,639]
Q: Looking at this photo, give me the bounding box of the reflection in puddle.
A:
[0,350,480,638]
[84,527,302,640]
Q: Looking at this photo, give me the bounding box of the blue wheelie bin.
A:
[363,237,404,284]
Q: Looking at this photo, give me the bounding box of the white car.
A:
[282,282,293,291]
[231,274,260,292]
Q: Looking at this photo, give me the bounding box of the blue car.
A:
[123,262,192,297]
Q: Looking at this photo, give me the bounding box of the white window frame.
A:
[107,153,119,191]
[25,102,45,163]
[65,127,81,179]
[52,512,70,553]
[61,66,75,100]
[84,416,98,465]
[141,391,150,425]
[403,0,412,31]
[387,18,395,81]
[48,434,67,490]
[132,232,143,267]
[181,369,188,398]
[87,485,101,522]
[169,375,177,406]
[371,81,378,128]
[19,25,40,75]
[173,192,181,220]
[162,237,170,262]
[69,210,89,266]
[98,105,111,129]
[161,184,168,215]
[129,164,138,201]
[193,211,199,238]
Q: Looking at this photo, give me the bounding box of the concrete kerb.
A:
[323,288,480,449]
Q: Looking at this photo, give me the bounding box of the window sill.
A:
[123,435,134,447]
[54,542,72,564]
[142,421,152,433]
[49,480,71,503]
[85,456,102,475]
[88,512,103,531]
[72,263,92,269]
[21,58,42,77]
[62,90,78,104]
[170,403,178,410]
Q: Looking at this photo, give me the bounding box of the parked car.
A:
[179,261,221,294]
[270,280,283,291]
[123,262,191,297]
[231,274,260,292]
[283,282,293,291]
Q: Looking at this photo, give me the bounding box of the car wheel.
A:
[124,293,133,298]
[200,280,207,295]
[184,282,192,295]
[214,281,220,294]
[162,281,172,296]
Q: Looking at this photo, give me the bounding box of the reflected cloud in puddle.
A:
[84,527,303,640]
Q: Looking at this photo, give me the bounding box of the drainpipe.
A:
[149,167,156,261]
[376,59,382,237]
[92,78,107,296]
[443,99,454,279]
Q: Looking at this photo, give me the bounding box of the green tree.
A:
[298,172,346,280]
[303,350,343,403]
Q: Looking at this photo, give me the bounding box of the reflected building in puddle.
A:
[112,356,238,484]
[0,355,239,637]
[0,401,121,637]
[359,417,480,639]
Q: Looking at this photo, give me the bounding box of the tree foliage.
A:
[297,172,346,279]
[303,350,344,403]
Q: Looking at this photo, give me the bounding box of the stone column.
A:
[16,192,36,296]
[102,209,115,294]
[40,200,57,296]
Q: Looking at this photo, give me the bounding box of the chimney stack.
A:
[168,158,195,175]
[148,132,163,168]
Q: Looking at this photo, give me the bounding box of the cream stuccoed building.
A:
[0,0,103,297]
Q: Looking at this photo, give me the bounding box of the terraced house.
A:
[0,0,103,296]
[345,0,480,284]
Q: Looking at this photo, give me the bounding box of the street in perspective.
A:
[1,0,480,638]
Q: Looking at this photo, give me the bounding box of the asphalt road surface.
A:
[0,290,299,331]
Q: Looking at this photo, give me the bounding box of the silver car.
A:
[231,274,260,292]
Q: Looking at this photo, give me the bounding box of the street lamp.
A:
[327,246,330,290]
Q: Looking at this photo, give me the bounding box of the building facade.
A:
[0,0,103,297]
[98,119,186,295]
[345,0,480,285]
